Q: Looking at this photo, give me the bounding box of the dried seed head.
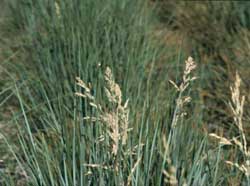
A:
[76,77,91,93]
[210,71,249,179]
[184,57,197,76]
[104,67,122,104]
[55,2,61,19]
[76,67,130,158]
[170,57,197,129]
[209,133,232,145]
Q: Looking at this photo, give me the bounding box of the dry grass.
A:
[209,72,250,179]
[103,67,129,151]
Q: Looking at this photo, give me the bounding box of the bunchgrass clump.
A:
[3,0,250,185]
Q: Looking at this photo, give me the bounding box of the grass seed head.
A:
[76,67,129,156]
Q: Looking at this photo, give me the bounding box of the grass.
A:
[155,1,250,130]
[1,0,250,185]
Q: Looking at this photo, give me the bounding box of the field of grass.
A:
[1,0,250,185]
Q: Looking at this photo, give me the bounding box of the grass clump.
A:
[2,0,250,185]
[1,56,207,186]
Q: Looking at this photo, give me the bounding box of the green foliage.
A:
[1,0,250,185]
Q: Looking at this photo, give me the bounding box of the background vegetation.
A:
[1,0,250,185]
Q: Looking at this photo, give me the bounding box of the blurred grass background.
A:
[0,0,250,185]
[155,1,250,132]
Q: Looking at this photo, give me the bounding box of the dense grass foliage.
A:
[1,0,250,185]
